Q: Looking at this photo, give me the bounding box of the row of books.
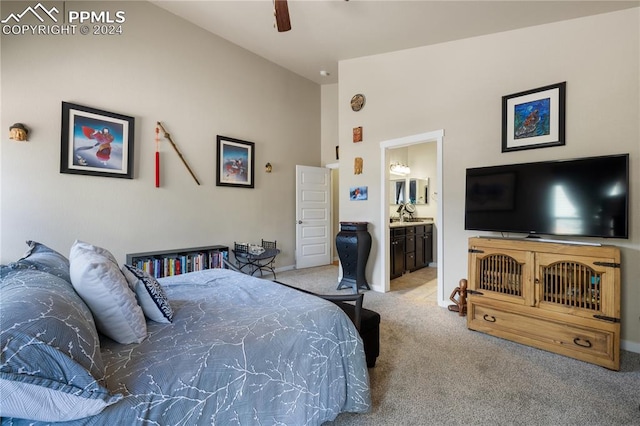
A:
[131,250,229,278]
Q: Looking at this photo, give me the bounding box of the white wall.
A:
[408,143,437,221]
[1,1,320,267]
[321,84,340,260]
[337,9,640,348]
[321,84,339,167]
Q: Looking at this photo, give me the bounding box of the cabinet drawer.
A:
[414,224,433,234]
[392,228,406,237]
[405,235,415,252]
[405,252,416,271]
[468,301,618,370]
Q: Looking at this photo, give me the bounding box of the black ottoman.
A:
[273,280,381,368]
[333,301,380,368]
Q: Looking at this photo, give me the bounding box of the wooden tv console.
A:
[466,237,621,370]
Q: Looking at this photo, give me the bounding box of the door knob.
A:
[297,220,302,224]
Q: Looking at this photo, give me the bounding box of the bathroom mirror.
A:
[390,178,405,205]
[409,178,429,205]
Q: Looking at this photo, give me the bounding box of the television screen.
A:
[464,154,629,239]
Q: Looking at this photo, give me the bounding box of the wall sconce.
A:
[390,162,410,175]
[265,162,272,173]
[9,123,29,141]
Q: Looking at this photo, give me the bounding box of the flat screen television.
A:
[464,154,629,239]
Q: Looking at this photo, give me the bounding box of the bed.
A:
[0,241,371,425]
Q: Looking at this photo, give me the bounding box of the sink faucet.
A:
[396,204,406,222]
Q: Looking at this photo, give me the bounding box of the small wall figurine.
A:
[9,123,29,141]
[353,126,362,143]
[354,157,363,175]
[448,278,467,316]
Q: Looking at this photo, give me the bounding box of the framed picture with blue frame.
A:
[502,82,566,153]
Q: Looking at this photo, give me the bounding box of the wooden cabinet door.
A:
[405,231,416,271]
[390,233,405,279]
[415,233,425,270]
[468,245,534,306]
[405,250,416,271]
[423,231,433,264]
[535,252,620,321]
[414,231,432,270]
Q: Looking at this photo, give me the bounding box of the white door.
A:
[295,165,331,269]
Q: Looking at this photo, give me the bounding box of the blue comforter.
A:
[13,268,370,425]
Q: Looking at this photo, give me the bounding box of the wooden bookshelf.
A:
[126,245,229,278]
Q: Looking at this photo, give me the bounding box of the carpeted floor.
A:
[275,265,640,426]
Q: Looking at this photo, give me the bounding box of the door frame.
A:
[379,130,445,307]
[325,162,339,265]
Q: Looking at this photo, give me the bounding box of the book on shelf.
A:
[130,247,228,279]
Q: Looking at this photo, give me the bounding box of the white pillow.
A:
[122,265,174,323]
[0,376,121,422]
[69,240,147,344]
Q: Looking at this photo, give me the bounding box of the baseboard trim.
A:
[621,339,640,354]
[275,264,295,273]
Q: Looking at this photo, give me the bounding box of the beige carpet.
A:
[275,265,640,426]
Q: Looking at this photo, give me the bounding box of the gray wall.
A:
[1,1,320,267]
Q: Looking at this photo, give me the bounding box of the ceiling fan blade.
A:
[274,0,291,32]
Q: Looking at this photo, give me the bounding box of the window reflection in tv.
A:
[466,173,516,212]
[464,154,629,239]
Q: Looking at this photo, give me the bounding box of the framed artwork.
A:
[502,82,566,153]
[216,135,255,188]
[350,186,368,200]
[60,102,134,178]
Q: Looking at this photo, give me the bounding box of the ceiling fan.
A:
[273,0,291,32]
[273,0,350,33]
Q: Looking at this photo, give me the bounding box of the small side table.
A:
[336,222,371,293]
[233,241,280,279]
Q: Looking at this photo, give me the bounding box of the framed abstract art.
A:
[60,102,135,178]
[216,135,255,188]
[502,82,566,153]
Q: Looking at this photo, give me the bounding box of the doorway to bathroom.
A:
[380,130,444,306]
